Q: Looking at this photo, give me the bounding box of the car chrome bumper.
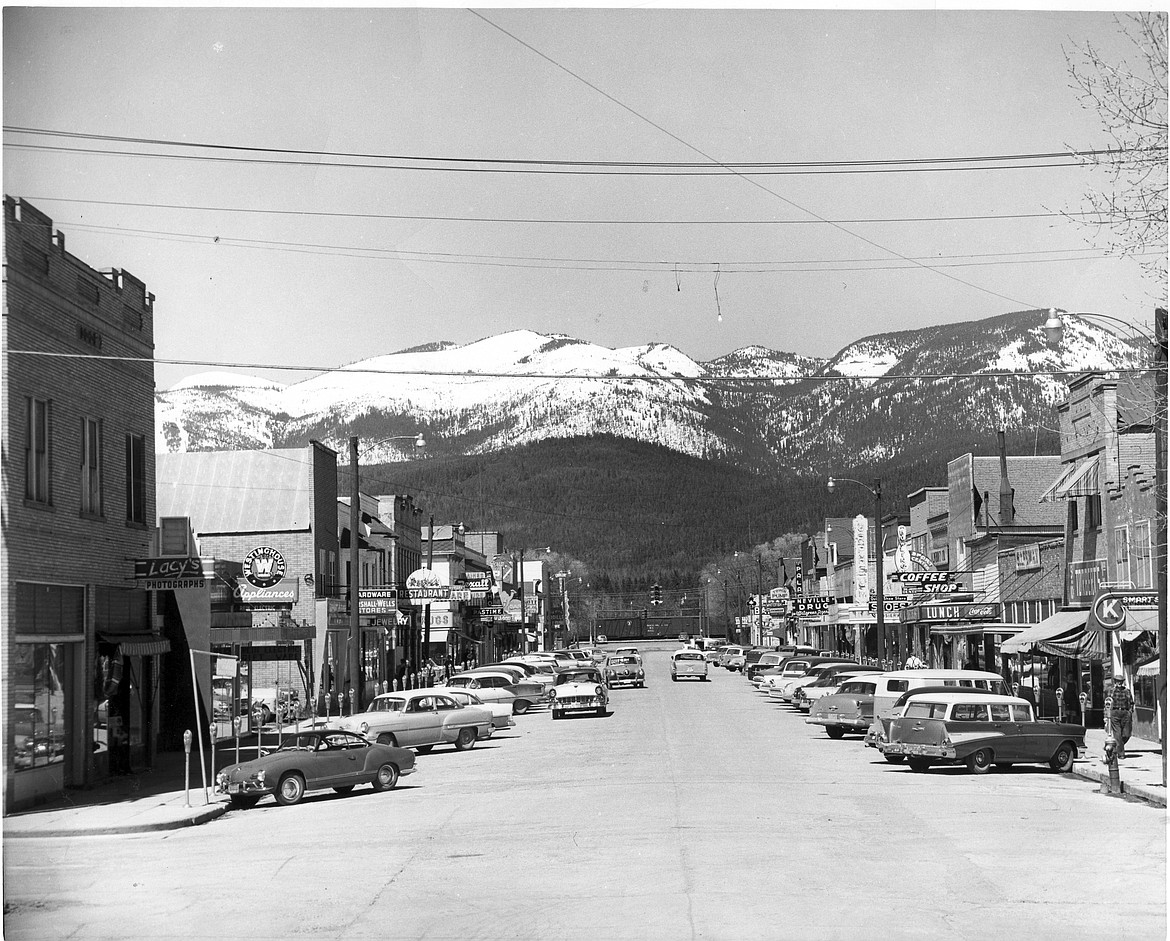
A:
[882,743,955,759]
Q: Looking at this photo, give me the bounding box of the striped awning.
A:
[1000,610,1108,660]
[1039,456,1100,503]
[97,632,171,656]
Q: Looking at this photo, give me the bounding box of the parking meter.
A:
[1056,687,1064,721]
[1079,691,1088,723]
[233,716,242,764]
[183,730,193,807]
[209,722,217,782]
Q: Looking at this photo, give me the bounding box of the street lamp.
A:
[827,476,888,666]
[1043,306,1167,789]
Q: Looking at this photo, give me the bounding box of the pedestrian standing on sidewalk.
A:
[1106,673,1135,759]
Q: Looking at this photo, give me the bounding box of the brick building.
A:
[3,197,158,811]
[154,444,339,742]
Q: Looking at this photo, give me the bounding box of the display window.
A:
[13,643,67,772]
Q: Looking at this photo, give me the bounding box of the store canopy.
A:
[97,632,172,656]
[1000,610,1108,660]
[930,623,1029,637]
[1039,456,1099,503]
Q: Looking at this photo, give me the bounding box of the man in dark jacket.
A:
[1107,673,1135,759]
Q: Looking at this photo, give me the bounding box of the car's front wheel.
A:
[513,700,530,715]
[376,733,398,747]
[907,758,931,773]
[967,747,994,774]
[371,762,399,791]
[1049,742,1076,773]
[415,744,434,754]
[883,754,905,764]
[275,773,305,806]
[454,728,477,750]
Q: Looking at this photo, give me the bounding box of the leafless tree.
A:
[1064,12,1167,292]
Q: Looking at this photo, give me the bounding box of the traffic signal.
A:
[650,584,663,605]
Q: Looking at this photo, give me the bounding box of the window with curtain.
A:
[26,396,51,504]
[125,433,146,523]
[1132,520,1153,588]
[80,416,103,514]
[1114,526,1131,585]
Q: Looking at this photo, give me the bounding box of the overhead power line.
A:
[3,141,1123,176]
[4,124,1156,172]
[18,194,1118,227]
[6,349,1149,380]
[54,218,1160,273]
[466,11,1040,312]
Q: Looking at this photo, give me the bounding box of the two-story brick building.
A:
[3,197,159,811]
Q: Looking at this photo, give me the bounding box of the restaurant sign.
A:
[900,602,1000,623]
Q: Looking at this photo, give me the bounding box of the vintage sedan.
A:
[883,692,1086,774]
[215,729,415,808]
[442,688,516,731]
[605,655,646,688]
[336,689,492,751]
[445,670,546,714]
[768,662,859,703]
[549,667,609,719]
[670,649,709,681]
[806,677,881,738]
[792,666,878,712]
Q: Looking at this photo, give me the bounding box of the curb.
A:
[5,803,228,839]
[1070,761,1167,808]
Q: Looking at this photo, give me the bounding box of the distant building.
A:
[3,197,158,810]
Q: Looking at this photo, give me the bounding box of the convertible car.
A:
[215,729,415,808]
[882,692,1086,774]
[336,689,493,751]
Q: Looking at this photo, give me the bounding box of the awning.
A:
[1039,456,1099,503]
[1138,657,1161,678]
[97,632,172,656]
[1000,610,1108,660]
[930,623,1029,637]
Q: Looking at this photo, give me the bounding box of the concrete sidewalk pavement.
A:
[4,728,1163,839]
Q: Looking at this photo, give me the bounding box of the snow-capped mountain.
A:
[155,310,1149,471]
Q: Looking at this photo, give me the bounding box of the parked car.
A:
[549,666,609,719]
[595,634,608,644]
[604,655,646,688]
[215,729,415,808]
[745,651,790,683]
[445,670,546,714]
[769,662,861,703]
[742,647,776,675]
[336,689,492,752]
[806,676,883,738]
[671,649,709,682]
[753,655,835,690]
[719,645,750,671]
[554,649,591,663]
[864,671,1013,752]
[793,666,882,712]
[704,645,729,663]
[613,646,641,660]
[883,692,1086,774]
[866,684,1010,761]
[441,688,516,731]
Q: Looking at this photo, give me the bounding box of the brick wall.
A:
[3,197,156,807]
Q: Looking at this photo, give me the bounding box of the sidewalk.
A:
[4,727,1164,839]
[1071,728,1166,807]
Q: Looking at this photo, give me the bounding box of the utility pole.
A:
[756,555,764,646]
[348,436,361,714]
[424,516,434,676]
[1155,307,1167,789]
[516,548,526,654]
[874,478,886,667]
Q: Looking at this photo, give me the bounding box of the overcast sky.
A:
[4,7,1164,389]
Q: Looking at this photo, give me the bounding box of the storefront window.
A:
[13,643,67,772]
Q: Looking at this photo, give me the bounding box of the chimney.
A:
[998,429,1015,525]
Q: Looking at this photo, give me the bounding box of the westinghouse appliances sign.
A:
[234,546,299,603]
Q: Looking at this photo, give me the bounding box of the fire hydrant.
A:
[1102,695,1121,796]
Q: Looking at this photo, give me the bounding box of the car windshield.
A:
[445,676,472,687]
[611,657,638,665]
[278,734,323,752]
[368,697,406,713]
[558,671,600,685]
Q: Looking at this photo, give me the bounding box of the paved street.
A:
[5,644,1165,941]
